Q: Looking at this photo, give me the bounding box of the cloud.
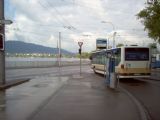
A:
[5,0,153,52]
[77,0,106,19]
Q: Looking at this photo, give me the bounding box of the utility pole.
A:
[101,21,116,48]
[107,38,109,49]
[113,32,116,48]
[58,32,61,67]
[56,39,58,66]
[0,0,5,85]
[58,32,62,77]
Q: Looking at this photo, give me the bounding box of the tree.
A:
[137,0,160,43]
[148,43,157,53]
[76,52,91,59]
[116,43,124,47]
[148,43,157,49]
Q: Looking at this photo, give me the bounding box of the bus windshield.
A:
[125,48,149,61]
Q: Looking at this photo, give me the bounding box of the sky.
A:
[4,0,154,52]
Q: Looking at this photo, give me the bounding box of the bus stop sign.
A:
[78,42,83,48]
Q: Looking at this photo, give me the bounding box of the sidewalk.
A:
[30,73,140,120]
[0,72,141,120]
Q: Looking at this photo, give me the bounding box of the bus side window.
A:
[102,55,106,65]
[97,55,99,64]
[92,54,96,64]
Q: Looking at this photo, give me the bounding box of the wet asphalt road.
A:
[29,73,140,120]
[1,65,140,120]
[6,66,90,81]
[120,77,160,120]
[2,66,160,120]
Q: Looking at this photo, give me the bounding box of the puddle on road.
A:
[32,83,49,88]
[69,81,91,87]
[91,85,106,91]
[0,104,5,110]
[72,75,84,79]
[69,80,109,91]
[6,94,30,101]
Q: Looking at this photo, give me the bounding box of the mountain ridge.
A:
[5,41,74,55]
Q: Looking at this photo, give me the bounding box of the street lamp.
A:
[101,21,116,48]
[101,21,115,30]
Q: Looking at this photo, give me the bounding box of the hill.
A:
[5,41,74,55]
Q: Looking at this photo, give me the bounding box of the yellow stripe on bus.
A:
[92,64,150,74]
[115,67,151,74]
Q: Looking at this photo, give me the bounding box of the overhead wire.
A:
[38,1,66,27]
[48,0,104,32]
[38,0,81,33]
[6,27,77,41]
[45,1,76,30]
[61,0,103,11]
[11,20,66,29]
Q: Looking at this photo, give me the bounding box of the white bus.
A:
[90,46,151,78]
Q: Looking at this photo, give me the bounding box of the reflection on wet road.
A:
[120,78,160,120]
[1,65,160,120]
[0,76,69,120]
[1,66,141,120]
[0,91,6,120]
[6,66,90,81]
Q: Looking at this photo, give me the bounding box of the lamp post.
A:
[0,33,5,85]
[58,32,61,67]
[0,0,13,85]
[101,21,116,48]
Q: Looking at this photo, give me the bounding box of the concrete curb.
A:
[0,78,30,90]
[119,86,152,120]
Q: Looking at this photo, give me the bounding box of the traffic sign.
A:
[0,19,13,25]
[79,48,81,54]
[0,35,3,50]
[78,42,83,47]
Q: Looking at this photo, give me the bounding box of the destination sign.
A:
[96,38,107,49]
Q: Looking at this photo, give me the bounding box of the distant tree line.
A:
[76,52,91,59]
